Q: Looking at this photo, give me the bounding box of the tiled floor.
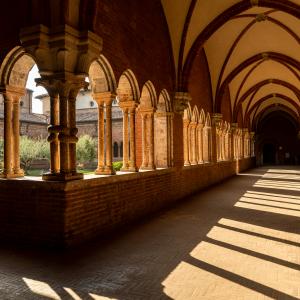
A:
[1,166,300,299]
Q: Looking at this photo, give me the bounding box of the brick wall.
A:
[0,158,255,247]
[187,49,213,113]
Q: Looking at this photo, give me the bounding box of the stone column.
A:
[190,122,197,165]
[121,107,129,171]
[94,92,115,175]
[12,96,21,175]
[148,112,155,170]
[168,112,174,167]
[197,123,204,164]
[211,114,223,164]
[104,97,114,174]
[0,86,25,178]
[230,123,238,161]
[183,119,190,166]
[129,106,137,172]
[140,113,148,169]
[68,92,78,174]
[48,93,60,174]
[95,99,105,173]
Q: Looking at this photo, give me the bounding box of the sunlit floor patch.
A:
[23,278,61,300]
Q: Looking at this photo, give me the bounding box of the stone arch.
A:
[189,105,200,164]
[117,69,140,103]
[199,109,205,125]
[117,69,140,172]
[0,46,37,178]
[157,89,171,113]
[88,55,117,94]
[139,81,157,170]
[0,46,36,89]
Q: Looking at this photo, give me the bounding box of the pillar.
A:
[197,123,204,164]
[0,86,25,178]
[94,92,115,175]
[183,119,190,166]
[129,106,137,172]
[211,114,223,164]
[121,107,129,171]
[190,122,197,165]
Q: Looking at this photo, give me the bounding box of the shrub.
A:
[113,161,123,171]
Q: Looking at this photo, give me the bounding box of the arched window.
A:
[120,142,123,157]
[113,142,119,158]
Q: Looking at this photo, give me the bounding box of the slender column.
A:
[97,102,105,172]
[121,108,129,171]
[104,100,114,174]
[211,114,222,164]
[49,94,60,174]
[2,93,13,177]
[140,113,148,169]
[58,96,69,173]
[129,106,137,171]
[197,124,204,163]
[190,122,197,165]
[183,119,190,166]
[148,112,155,169]
[12,95,23,175]
[68,93,78,174]
[170,113,174,167]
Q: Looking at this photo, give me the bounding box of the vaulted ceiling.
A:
[161,0,300,128]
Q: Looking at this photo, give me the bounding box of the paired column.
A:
[183,119,190,166]
[0,86,25,178]
[211,114,223,164]
[197,123,204,164]
[94,92,115,175]
[250,132,255,157]
[39,78,84,181]
[140,110,155,170]
[189,121,198,165]
[119,101,137,172]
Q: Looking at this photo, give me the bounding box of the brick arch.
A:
[180,0,300,90]
[233,79,300,121]
[245,94,300,129]
[215,52,300,112]
[253,104,299,132]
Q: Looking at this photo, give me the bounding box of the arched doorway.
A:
[263,143,276,165]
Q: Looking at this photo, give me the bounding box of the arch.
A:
[191,105,199,123]
[205,112,212,127]
[183,102,192,121]
[0,46,36,89]
[117,69,140,102]
[157,89,171,112]
[233,79,300,121]
[88,55,117,93]
[140,81,157,109]
[199,109,206,124]
[245,93,300,128]
[215,53,300,112]
[181,0,300,89]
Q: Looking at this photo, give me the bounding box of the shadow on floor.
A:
[0,166,300,299]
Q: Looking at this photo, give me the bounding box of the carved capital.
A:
[174,92,191,114]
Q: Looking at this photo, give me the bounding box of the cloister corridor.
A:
[0,166,299,300]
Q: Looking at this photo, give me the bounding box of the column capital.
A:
[119,100,137,110]
[20,24,102,77]
[250,132,255,138]
[0,85,25,100]
[92,91,116,105]
[212,113,223,126]
[174,92,191,115]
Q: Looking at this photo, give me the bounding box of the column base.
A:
[0,170,24,179]
[120,167,138,173]
[139,166,156,171]
[95,166,115,175]
[42,171,83,181]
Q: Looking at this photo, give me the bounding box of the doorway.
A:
[263,143,276,165]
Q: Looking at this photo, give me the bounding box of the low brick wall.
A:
[0,158,255,247]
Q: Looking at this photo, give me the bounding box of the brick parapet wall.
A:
[0,158,255,248]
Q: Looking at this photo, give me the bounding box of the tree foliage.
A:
[76,135,97,164]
